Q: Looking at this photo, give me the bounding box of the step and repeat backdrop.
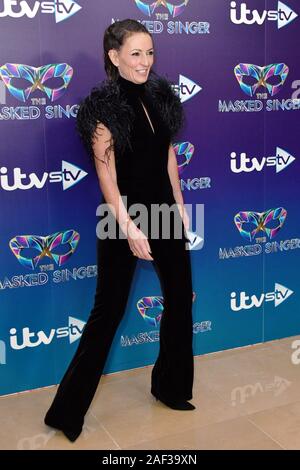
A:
[0,0,299,395]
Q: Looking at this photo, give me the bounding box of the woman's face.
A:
[109,32,154,84]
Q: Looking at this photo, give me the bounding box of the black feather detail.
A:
[145,72,184,140]
[76,72,184,165]
[76,79,134,165]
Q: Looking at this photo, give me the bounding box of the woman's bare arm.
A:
[92,123,153,260]
[92,123,129,231]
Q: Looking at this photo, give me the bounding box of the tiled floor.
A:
[1,336,300,450]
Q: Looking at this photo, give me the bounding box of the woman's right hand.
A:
[124,220,154,261]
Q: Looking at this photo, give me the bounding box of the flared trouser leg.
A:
[44,236,138,431]
[45,229,194,432]
[149,236,194,402]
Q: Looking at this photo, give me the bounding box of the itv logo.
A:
[0,0,82,23]
[173,75,202,103]
[230,1,298,29]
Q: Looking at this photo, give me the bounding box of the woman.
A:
[44,19,195,443]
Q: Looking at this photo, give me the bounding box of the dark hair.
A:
[103,19,152,81]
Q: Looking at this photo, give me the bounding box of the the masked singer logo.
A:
[9,230,80,270]
[137,296,164,327]
[173,141,194,175]
[234,208,287,242]
[137,292,196,326]
[234,63,289,97]
[134,0,189,17]
[0,63,73,102]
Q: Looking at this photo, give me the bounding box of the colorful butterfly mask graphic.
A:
[173,142,195,175]
[9,230,80,270]
[137,296,164,327]
[234,208,287,242]
[0,63,73,102]
[137,292,196,326]
[234,63,289,97]
[134,0,189,18]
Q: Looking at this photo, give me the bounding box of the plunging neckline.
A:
[116,75,156,135]
[139,98,155,135]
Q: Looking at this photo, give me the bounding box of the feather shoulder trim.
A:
[145,72,184,140]
[76,79,134,163]
[76,72,184,163]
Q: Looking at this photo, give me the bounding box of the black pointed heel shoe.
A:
[151,391,196,411]
[61,428,82,443]
[44,415,82,442]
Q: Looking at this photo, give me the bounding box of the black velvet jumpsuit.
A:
[44,75,194,435]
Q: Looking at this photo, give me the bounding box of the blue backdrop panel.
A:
[0,0,299,395]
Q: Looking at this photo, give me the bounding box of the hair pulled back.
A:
[103,19,152,81]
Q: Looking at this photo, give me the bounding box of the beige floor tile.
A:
[1,337,299,450]
[194,355,244,394]
[42,411,120,450]
[0,388,52,450]
[231,344,300,379]
[197,339,276,361]
[195,343,300,416]
[100,365,151,385]
[99,404,201,449]
[248,401,300,450]
[93,381,240,449]
[124,417,283,450]
[90,374,149,417]
[270,336,300,350]
[0,388,118,450]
